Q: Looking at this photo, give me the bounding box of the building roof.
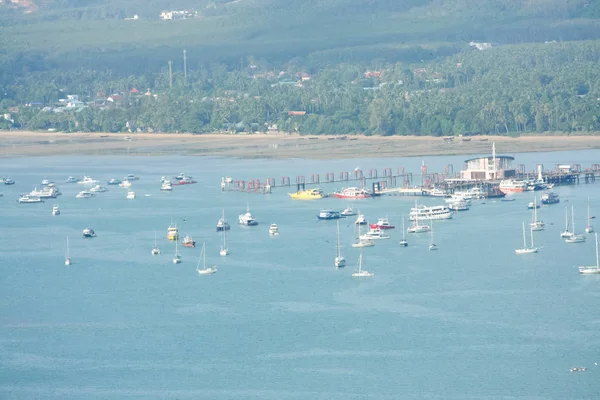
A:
[464,155,515,163]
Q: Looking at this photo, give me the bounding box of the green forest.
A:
[1,0,600,136]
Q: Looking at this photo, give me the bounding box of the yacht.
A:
[529,197,544,231]
[65,176,79,183]
[445,194,472,205]
[119,180,132,188]
[340,206,357,216]
[407,206,431,233]
[585,197,594,234]
[354,211,367,225]
[197,242,217,275]
[30,186,60,198]
[268,223,280,235]
[447,199,470,211]
[124,174,139,181]
[351,224,375,248]
[399,214,408,247]
[334,220,346,267]
[78,176,98,185]
[76,190,95,198]
[369,217,395,230]
[578,233,600,275]
[565,206,586,243]
[52,204,60,216]
[160,181,173,191]
[107,178,121,185]
[334,187,372,199]
[182,235,196,248]
[527,201,540,210]
[17,194,43,203]
[126,190,136,199]
[317,210,341,220]
[515,222,538,254]
[173,239,182,264]
[239,205,258,226]
[429,221,438,251]
[3,177,15,185]
[351,252,373,277]
[41,179,51,185]
[219,224,230,256]
[288,188,324,200]
[82,227,96,238]
[64,236,72,266]
[541,192,559,205]
[409,203,453,221]
[561,206,573,238]
[426,188,448,197]
[167,223,179,240]
[151,232,160,255]
[216,209,231,231]
[360,228,391,240]
[176,176,197,185]
[89,185,108,193]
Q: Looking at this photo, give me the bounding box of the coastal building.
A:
[459,143,516,180]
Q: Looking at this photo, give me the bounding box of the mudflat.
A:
[1,131,599,159]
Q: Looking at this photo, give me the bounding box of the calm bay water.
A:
[1,150,600,399]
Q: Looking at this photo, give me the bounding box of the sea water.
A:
[1,150,600,399]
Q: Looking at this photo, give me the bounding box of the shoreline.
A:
[1,131,600,159]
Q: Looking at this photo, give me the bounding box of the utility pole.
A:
[168,60,173,89]
[183,49,187,82]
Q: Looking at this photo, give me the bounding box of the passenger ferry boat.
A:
[541,192,560,205]
[499,179,527,194]
[447,199,470,211]
[30,186,60,198]
[369,217,395,230]
[409,204,453,221]
[167,223,179,240]
[17,194,43,203]
[334,187,372,199]
[317,210,341,220]
[182,235,196,247]
[288,188,324,200]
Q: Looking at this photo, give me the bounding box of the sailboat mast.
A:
[572,206,576,233]
[522,222,526,248]
[402,214,406,240]
[203,242,206,269]
[595,233,599,268]
[530,224,534,247]
[336,220,341,257]
[66,236,69,258]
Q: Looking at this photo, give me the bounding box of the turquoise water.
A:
[1,152,600,399]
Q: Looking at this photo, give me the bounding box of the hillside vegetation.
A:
[1,0,599,136]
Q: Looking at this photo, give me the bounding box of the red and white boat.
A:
[499,179,527,194]
[182,235,196,247]
[334,187,372,199]
[177,176,197,185]
[369,217,395,230]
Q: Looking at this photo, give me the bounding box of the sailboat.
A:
[173,239,182,264]
[351,252,373,277]
[197,242,217,275]
[585,197,594,234]
[64,236,72,266]
[399,213,408,247]
[334,220,346,267]
[219,224,230,256]
[578,233,600,275]
[151,231,160,255]
[565,205,586,243]
[407,201,430,233]
[515,221,538,254]
[529,196,544,231]
[560,206,572,238]
[428,220,437,251]
[351,222,374,248]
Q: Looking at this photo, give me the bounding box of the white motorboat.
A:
[354,211,367,225]
[76,190,95,198]
[17,194,43,203]
[89,185,108,193]
[585,197,594,234]
[126,190,136,199]
[65,176,79,183]
[78,176,98,185]
[565,206,586,243]
[360,228,390,240]
[239,204,258,226]
[119,180,132,188]
[197,242,217,275]
[82,227,96,238]
[64,236,72,266]
[515,221,538,254]
[124,174,139,181]
[341,206,357,216]
[409,202,453,221]
[151,231,160,255]
[160,181,173,191]
[52,204,60,215]
[173,239,182,264]
[268,223,279,235]
[107,178,121,185]
[578,233,600,275]
[334,220,346,267]
[529,197,544,231]
[351,252,373,277]
[41,179,50,185]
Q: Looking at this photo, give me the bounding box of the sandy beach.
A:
[1,131,599,159]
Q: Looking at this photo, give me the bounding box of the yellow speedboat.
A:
[288,188,324,200]
[167,224,179,240]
